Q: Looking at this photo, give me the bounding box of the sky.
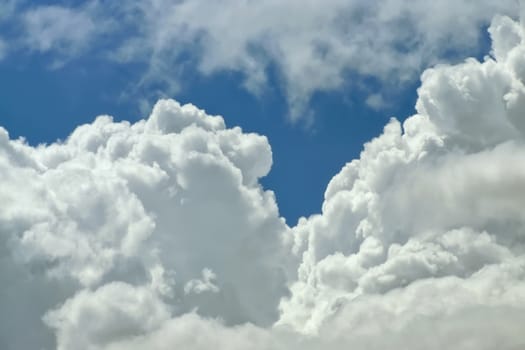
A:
[0,49,415,224]
[2,1,525,350]
[0,0,504,224]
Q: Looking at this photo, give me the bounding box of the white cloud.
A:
[365,93,387,111]
[108,0,520,119]
[2,12,525,350]
[0,99,290,349]
[9,0,520,119]
[184,268,220,295]
[278,13,525,335]
[21,3,103,66]
[44,282,171,350]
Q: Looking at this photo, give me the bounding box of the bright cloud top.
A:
[5,0,520,119]
[2,14,525,350]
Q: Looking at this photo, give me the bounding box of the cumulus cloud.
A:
[2,11,525,350]
[0,99,290,349]
[278,13,525,338]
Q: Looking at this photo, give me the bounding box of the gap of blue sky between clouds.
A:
[2,4,525,348]
[0,0,503,224]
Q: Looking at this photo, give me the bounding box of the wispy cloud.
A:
[5,0,520,120]
[20,3,107,67]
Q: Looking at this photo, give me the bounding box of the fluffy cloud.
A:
[2,12,525,350]
[0,99,290,349]
[44,282,171,350]
[278,14,525,339]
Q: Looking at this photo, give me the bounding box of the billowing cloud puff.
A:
[2,13,525,350]
[0,99,290,349]
[279,14,525,340]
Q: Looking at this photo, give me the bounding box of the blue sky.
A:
[4,2,525,350]
[0,55,416,224]
[0,0,499,224]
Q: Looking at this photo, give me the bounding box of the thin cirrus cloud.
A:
[9,0,520,120]
[1,13,525,350]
